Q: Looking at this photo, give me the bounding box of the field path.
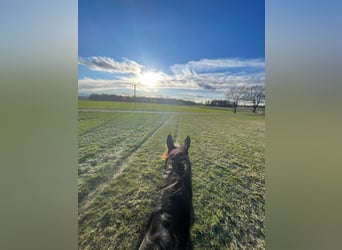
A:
[79,108,220,115]
[78,116,171,212]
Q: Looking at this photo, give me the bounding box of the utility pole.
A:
[134,83,136,111]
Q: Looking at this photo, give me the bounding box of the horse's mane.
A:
[137,135,194,250]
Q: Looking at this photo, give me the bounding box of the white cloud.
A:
[166,58,265,90]
[78,56,143,74]
[78,57,265,97]
[78,77,134,93]
[170,58,264,74]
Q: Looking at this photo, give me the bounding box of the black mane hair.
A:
[137,135,194,250]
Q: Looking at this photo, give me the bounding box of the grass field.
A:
[78,100,265,249]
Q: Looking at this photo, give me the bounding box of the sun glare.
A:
[139,71,160,87]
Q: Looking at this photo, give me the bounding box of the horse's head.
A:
[163,134,191,172]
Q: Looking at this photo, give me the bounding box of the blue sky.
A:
[78,0,265,102]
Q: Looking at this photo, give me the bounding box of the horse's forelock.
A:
[161,149,169,160]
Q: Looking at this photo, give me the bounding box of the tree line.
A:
[205,100,233,107]
[88,94,198,106]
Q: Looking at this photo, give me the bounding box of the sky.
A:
[78,0,265,103]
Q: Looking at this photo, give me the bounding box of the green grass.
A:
[78,104,265,249]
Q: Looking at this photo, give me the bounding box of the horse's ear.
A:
[167,134,175,152]
[184,136,191,151]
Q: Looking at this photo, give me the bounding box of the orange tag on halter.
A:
[161,149,168,160]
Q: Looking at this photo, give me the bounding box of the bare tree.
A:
[225,86,246,114]
[244,85,265,113]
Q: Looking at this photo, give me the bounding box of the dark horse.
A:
[137,134,194,250]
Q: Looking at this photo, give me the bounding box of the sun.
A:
[139,71,160,87]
